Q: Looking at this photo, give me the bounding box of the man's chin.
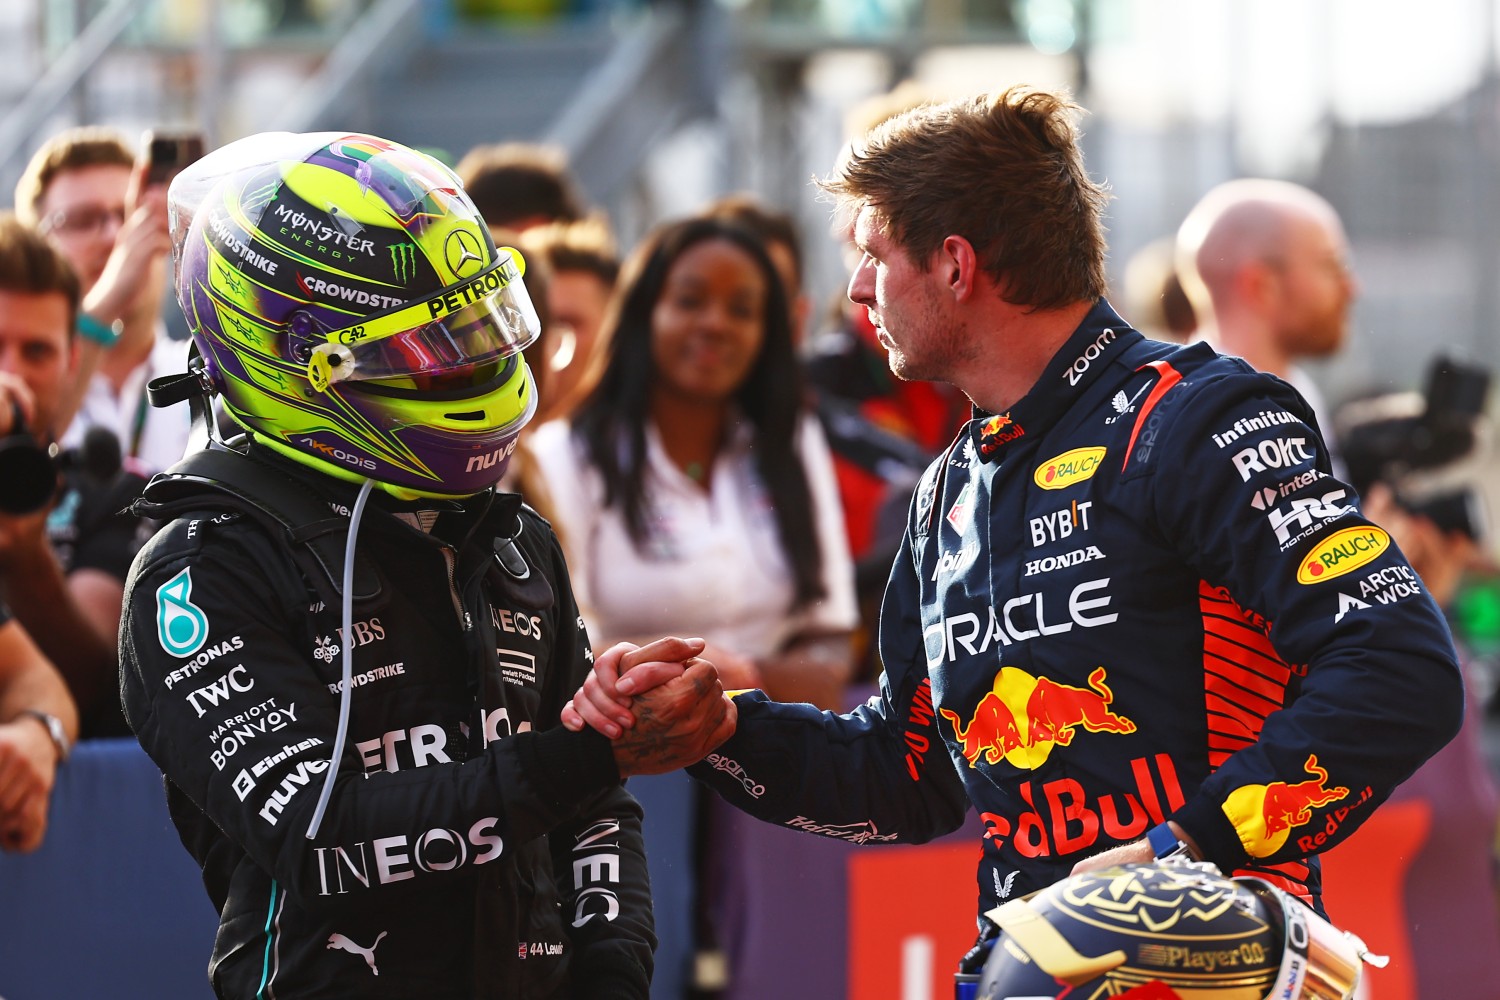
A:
[887,353,921,382]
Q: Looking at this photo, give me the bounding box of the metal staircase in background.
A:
[0,0,717,224]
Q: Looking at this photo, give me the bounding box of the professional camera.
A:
[0,406,59,514]
[0,408,122,515]
[1336,355,1499,560]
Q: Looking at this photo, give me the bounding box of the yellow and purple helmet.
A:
[168,132,539,499]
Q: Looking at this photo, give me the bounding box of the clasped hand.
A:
[563,636,736,776]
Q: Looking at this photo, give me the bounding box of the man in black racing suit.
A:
[565,88,1464,958]
[118,131,732,999]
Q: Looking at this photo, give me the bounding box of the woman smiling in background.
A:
[527,215,856,709]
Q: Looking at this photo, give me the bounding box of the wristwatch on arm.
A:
[1146,821,1196,862]
[16,709,71,765]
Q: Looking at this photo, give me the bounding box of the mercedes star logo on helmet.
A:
[445,229,485,278]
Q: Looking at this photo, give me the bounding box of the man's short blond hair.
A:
[14,126,134,227]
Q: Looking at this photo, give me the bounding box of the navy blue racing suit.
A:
[688,300,1463,924]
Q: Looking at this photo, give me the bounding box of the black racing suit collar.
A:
[243,439,525,547]
[970,298,1143,463]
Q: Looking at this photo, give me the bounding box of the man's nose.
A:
[97,209,127,241]
[847,254,874,305]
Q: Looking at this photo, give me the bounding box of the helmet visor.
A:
[307,252,539,391]
[1247,880,1382,1000]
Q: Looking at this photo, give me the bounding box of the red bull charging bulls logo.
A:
[1222,754,1348,858]
[940,666,1136,770]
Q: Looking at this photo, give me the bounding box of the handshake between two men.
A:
[581,636,739,776]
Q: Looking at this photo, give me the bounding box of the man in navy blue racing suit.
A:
[563,88,1464,954]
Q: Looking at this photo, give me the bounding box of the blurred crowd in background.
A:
[2,1,1500,997]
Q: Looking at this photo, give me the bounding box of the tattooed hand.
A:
[610,656,737,776]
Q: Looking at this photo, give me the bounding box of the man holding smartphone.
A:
[15,125,190,474]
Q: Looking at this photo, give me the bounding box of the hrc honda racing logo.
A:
[1262,488,1354,551]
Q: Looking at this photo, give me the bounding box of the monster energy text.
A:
[273,204,376,258]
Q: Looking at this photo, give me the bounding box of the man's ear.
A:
[940,235,980,301]
[1236,258,1279,311]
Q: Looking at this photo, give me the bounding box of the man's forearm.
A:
[0,622,80,742]
[2,547,116,722]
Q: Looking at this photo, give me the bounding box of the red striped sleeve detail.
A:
[1200,581,1293,772]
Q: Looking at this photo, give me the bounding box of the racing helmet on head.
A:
[168,131,540,500]
[976,861,1383,1000]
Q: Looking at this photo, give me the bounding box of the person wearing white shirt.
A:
[59,328,190,474]
[527,216,858,711]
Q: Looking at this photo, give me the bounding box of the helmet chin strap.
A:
[147,343,226,456]
[306,476,375,840]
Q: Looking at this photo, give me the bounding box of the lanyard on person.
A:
[128,383,149,460]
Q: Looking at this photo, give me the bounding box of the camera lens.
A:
[0,405,58,514]
[0,435,57,514]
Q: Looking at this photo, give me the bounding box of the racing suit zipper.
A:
[441,545,472,631]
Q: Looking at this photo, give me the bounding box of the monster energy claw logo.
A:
[242,182,279,214]
[157,568,210,658]
[390,242,418,283]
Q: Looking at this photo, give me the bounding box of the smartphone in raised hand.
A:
[142,129,206,188]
